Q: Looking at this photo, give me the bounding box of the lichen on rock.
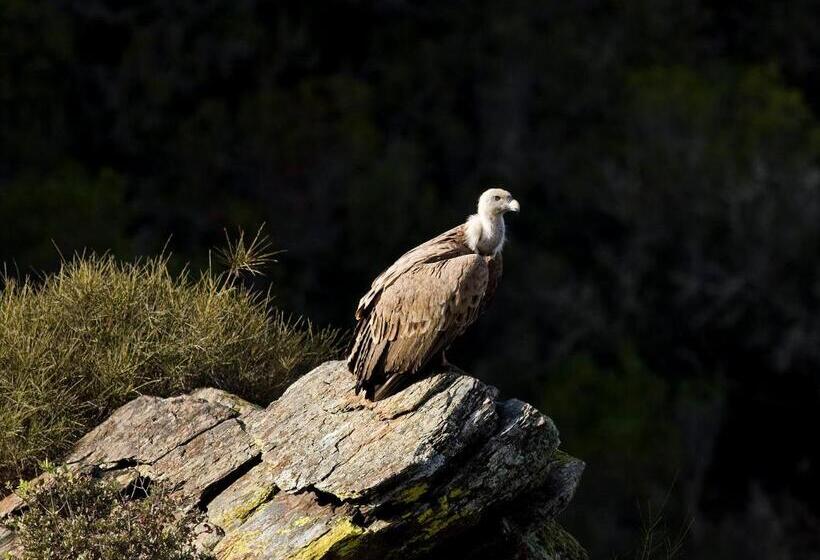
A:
[1,361,586,559]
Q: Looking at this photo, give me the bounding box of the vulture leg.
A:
[439,349,465,373]
[439,349,450,367]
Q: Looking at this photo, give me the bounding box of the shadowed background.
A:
[2,1,820,557]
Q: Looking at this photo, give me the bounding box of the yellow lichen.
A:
[422,508,465,538]
[213,484,277,530]
[417,507,435,524]
[276,514,316,535]
[414,492,471,540]
[288,518,365,560]
[217,529,264,560]
[396,483,429,503]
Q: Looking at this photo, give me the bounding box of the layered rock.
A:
[0,361,586,559]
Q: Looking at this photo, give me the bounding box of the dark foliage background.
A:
[3,1,820,557]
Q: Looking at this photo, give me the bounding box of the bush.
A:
[0,251,343,487]
[8,468,211,560]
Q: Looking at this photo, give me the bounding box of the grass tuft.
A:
[0,251,343,487]
[216,224,282,278]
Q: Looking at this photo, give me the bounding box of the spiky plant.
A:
[0,238,343,487]
[215,224,283,278]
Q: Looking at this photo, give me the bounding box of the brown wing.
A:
[354,225,470,321]
[348,253,490,400]
[481,252,503,313]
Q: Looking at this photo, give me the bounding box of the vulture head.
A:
[478,188,520,217]
[464,188,520,256]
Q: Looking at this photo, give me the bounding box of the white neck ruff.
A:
[465,212,505,255]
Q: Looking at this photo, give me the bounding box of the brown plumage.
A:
[348,188,519,400]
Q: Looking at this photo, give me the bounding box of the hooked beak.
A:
[507,199,520,213]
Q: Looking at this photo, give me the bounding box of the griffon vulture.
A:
[348,188,519,400]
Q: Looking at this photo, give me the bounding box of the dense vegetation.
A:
[0,251,342,487]
[7,468,211,560]
[2,1,820,557]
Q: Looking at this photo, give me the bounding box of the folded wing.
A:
[349,253,491,400]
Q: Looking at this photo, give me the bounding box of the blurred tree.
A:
[2,0,820,557]
[0,163,130,270]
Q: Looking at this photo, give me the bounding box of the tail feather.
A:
[348,320,388,399]
[372,372,410,401]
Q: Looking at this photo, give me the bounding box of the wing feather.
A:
[354,225,469,320]
[348,252,490,400]
[481,252,503,313]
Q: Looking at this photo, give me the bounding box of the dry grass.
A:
[0,251,343,487]
[616,482,692,560]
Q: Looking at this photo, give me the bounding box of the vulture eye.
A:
[493,195,501,201]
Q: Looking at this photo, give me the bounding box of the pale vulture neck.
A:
[465,212,505,256]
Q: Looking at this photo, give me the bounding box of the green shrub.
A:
[0,251,343,487]
[8,468,211,560]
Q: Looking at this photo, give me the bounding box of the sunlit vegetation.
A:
[0,249,342,487]
[8,467,211,560]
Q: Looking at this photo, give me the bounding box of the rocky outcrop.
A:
[0,361,586,559]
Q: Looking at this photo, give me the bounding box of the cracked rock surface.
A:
[0,361,586,560]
